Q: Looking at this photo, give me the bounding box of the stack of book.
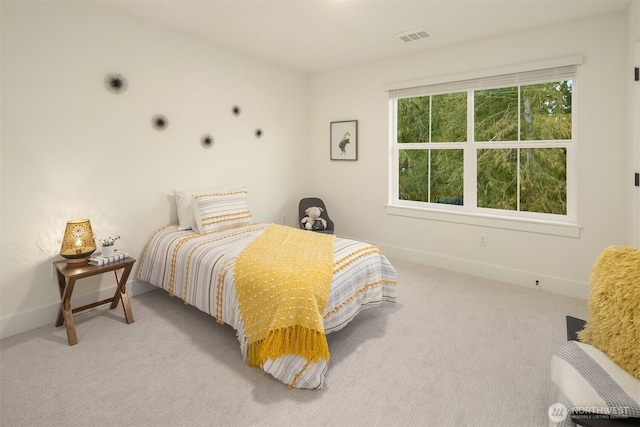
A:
[88,250,129,266]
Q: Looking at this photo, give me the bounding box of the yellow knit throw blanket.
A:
[235,224,335,367]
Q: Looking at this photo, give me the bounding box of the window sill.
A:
[385,205,581,238]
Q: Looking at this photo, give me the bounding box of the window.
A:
[389,62,578,227]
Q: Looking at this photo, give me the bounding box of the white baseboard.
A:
[369,240,590,300]
[0,280,156,341]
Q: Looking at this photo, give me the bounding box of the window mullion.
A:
[428,149,432,203]
[517,148,521,212]
[428,96,432,202]
[517,88,521,212]
[465,90,477,210]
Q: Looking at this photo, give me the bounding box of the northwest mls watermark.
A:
[548,403,632,423]
[548,403,568,422]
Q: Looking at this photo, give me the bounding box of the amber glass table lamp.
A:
[59,219,96,264]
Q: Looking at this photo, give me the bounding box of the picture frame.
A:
[330,120,358,161]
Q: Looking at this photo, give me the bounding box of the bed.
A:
[136,188,397,389]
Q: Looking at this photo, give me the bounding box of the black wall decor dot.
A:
[151,114,168,131]
[255,129,263,139]
[232,106,241,116]
[104,73,127,94]
[201,134,214,148]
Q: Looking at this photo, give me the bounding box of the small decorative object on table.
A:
[98,234,120,257]
[89,249,129,266]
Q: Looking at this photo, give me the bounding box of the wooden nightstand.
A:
[53,257,136,345]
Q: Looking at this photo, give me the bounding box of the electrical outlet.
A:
[479,234,487,246]
[281,214,287,225]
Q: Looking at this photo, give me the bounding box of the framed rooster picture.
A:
[330,120,358,161]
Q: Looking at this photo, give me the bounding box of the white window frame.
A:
[386,56,583,237]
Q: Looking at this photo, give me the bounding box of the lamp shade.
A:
[60,219,96,263]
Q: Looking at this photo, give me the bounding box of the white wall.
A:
[0,2,309,338]
[308,11,632,299]
[629,1,640,246]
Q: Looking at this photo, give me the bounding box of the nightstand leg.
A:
[110,265,134,324]
[58,277,78,346]
[55,271,66,327]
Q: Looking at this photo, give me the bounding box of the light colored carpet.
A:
[0,258,587,427]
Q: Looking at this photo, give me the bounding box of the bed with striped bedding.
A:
[137,221,397,389]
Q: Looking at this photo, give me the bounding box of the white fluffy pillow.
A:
[192,188,252,234]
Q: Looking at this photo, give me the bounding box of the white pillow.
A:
[173,190,199,231]
[173,187,229,231]
[192,188,252,234]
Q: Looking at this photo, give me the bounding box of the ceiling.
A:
[104,0,632,74]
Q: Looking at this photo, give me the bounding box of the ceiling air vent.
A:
[395,28,430,43]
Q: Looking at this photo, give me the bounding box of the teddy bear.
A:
[301,206,327,231]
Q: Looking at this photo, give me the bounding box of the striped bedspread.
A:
[137,222,397,389]
[550,341,640,426]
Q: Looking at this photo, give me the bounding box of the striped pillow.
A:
[173,186,230,231]
[192,188,253,233]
